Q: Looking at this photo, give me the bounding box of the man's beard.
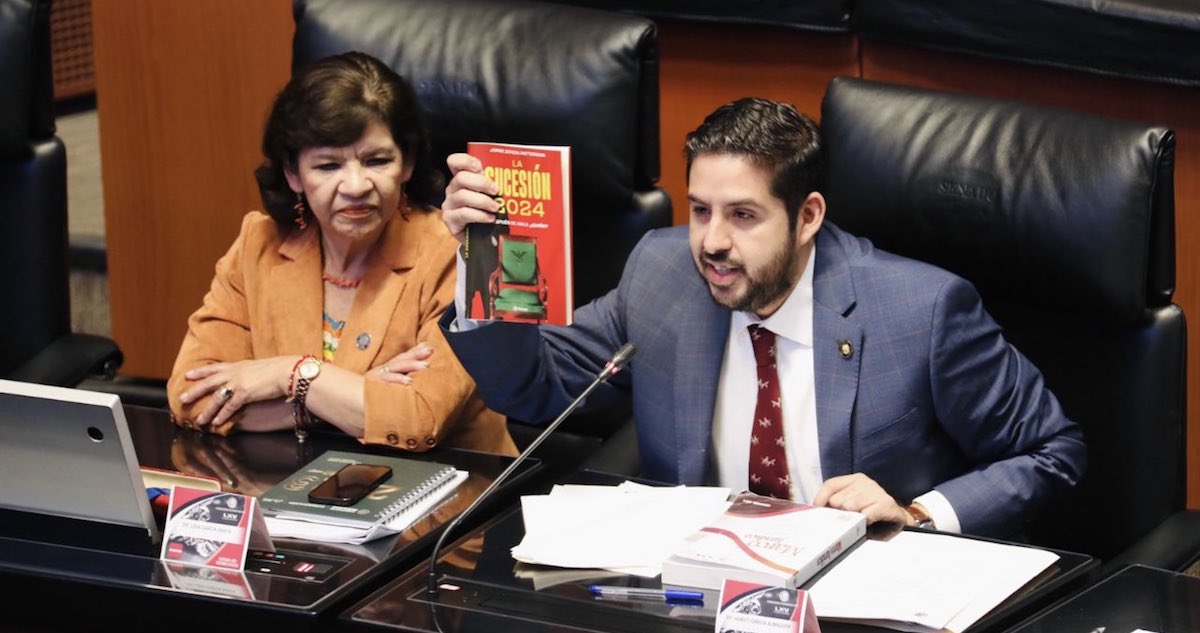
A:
[698,241,798,313]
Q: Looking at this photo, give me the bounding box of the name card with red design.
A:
[661,492,865,590]
[160,486,272,570]
[716,580,821,633]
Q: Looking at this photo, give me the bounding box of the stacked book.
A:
[661,492,867,590]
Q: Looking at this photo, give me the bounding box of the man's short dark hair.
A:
[684,98,825,230]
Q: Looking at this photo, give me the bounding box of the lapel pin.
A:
[355,332,371,350]
[838,339,853,359]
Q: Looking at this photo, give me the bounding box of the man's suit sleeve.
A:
[927,277,1087,536]
[440,233,647,425]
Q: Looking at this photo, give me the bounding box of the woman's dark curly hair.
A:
[254,51,442,230]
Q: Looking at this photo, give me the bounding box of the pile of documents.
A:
[512,482,1061,633]
[511,482,732,576]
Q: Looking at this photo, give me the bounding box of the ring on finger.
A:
[217,386,234,401]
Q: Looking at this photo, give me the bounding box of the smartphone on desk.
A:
[307,463,393,506]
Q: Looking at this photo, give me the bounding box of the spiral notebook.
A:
[259,451,461,538]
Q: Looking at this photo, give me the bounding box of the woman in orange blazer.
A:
[167,52,515,456]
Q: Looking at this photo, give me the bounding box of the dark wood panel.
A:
[658,22,859,225]
[92,0,293,378]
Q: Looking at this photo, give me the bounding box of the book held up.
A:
[661,491,867,590]
[463,141,572,326]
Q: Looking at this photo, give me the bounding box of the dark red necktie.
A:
[748,324,791,499]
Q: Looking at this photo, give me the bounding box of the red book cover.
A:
[464,141,572,326]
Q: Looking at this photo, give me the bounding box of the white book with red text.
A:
[661,492,866,590]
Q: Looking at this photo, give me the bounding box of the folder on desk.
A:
[808,530,1060,633]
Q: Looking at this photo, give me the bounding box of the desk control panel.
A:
[245,548,351,583]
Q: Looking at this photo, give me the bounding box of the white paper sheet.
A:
[511,482,731,576]
[808,531,1059,633]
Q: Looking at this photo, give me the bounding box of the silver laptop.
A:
[0,379,160,546]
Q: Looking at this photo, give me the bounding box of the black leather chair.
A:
[0,0,122,386]
[292,0,672,468]
[820,76,1194,570]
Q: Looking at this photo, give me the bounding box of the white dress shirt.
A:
[710,244,961,532]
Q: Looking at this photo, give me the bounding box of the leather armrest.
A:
[1100,510,1200,576]
[8,333,123,386]
[76,375,169,409]
[579,417,642,478]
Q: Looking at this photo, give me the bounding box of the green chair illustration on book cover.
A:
[490,234,548,323]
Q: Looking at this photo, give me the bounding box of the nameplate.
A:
[160,486,272,571]
[715,579,820,633]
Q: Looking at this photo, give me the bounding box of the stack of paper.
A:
[808,530,1059,633]
[511,482,732,576]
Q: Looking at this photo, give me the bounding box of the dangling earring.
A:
[293,192,308,229]
[397,189,410,220]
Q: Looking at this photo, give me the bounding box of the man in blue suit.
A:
[439,98,1085,538]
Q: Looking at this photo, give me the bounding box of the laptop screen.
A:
[0,379,160,545]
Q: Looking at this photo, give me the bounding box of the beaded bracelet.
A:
[286,355,308,402]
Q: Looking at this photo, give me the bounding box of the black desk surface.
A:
[341,470,1097,633]
[0,405,537,633]
[1008,563,1200,632]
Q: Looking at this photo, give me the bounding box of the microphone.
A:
[426,342,637,594]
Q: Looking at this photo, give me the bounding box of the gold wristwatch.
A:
[291,355,323,442]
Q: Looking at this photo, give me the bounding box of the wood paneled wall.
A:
[90,5,1199,507]
[92,0,293,378]
[656,23,859,225]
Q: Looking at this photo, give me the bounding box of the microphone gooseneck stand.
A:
[426,342,637,595]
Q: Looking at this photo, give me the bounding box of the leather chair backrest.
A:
[820,77,1185,560]
[0,0,55,157]
[541,0,852,33]
[852,0,1200,87]
[0,0,71,375]
[292,0,671,306]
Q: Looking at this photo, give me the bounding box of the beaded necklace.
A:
[322,272,361,289]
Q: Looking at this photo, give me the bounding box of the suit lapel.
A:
[268,213,417,371]
[672,286,730,485]
[812,226,863,479]
[270,226,324,356]
[333,213,418,373]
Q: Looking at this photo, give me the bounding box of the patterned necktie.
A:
[748,324,791,499]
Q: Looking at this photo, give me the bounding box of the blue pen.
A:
[588,584,704,603]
